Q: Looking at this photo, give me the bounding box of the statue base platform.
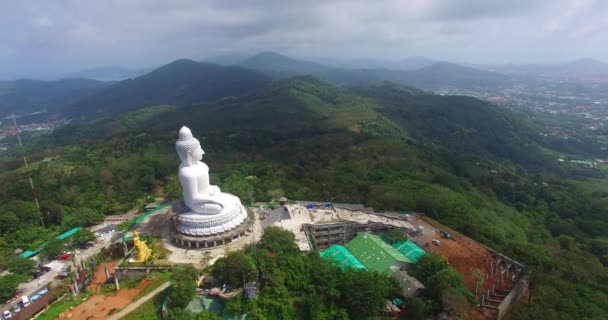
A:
[170,203,255,249]
[176,201,247,236]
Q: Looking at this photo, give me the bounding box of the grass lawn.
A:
[123,289,167,320]
[134,270,173,299]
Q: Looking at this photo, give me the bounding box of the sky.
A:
[1,0,607,78]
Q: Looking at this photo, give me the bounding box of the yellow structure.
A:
[131,231,151,263]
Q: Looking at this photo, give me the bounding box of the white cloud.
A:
[0,0,607,77]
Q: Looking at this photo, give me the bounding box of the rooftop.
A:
[346,233,411,273]
[392,240,427,263]
[320,245,367,271]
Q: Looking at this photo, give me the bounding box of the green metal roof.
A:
[392,240,427,263]
[346,233,411,273]
[320,245,367,271]
[19,226,83,258]
[57,226,82,240]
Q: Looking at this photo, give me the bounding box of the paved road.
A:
[107,282,171,320]
[1,224,122,315]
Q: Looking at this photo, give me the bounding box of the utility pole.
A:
[12,113,45,227]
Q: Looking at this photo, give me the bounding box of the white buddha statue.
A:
[175,126,247,236]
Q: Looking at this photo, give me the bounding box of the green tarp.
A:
[392,240,427,263]
[346,233,411,273]
[320,245,367,271]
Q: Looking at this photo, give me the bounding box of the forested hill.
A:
[226,51,512,89]
[2,77,607,319]
[64,59,271,119]
[0,78,109,115]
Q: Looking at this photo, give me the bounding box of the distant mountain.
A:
[64,65,152,81]
[0,78,109,116]
[65,59,271,118]
[239,52,330,79]
[216,52,509,89]
[204,54,249,66]
[402,62,512,88]
[395,56,436,70]
[318,62,511,89]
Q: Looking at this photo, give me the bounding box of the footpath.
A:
[107,281,171,320]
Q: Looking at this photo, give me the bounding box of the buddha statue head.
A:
[176,126,205,166]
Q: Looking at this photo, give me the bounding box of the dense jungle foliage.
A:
[0,77,607,319]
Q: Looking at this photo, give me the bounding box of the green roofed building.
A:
[320,245,368,271]
[346,233,412,273]
[392,240,427,263]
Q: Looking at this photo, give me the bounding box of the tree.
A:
[0,274,28,301]
[212,251,256,287]
[382,229,408,244]
[400,297,431,320]
[409,253,449,282]
[65,207,104,227]
[40,200,64,226]
[71,229,96,248]
[441,287,471,318]
[259,226,298,255]
[8,256,36,275]
[338,269,393,319]
[170,264,198,308]
[42,238,66,259]
[0,211,20,233]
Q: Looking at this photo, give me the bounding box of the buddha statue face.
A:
[176,126,205,166]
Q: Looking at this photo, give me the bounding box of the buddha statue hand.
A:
[191,197,224,215]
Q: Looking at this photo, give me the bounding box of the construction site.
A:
[253,202,530,320]
[67,199,529,320]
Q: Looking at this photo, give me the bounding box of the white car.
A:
[2,310,13,319]
[432,239,441,246]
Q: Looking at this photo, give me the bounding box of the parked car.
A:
[20,296,31,308]
[432,239,441,246]
[2,310,13,319]
[57,253,70,260]
[11,304,21,313]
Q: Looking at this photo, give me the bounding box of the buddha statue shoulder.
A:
[175,126,224,215]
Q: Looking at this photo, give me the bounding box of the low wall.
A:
[114,266,174,281]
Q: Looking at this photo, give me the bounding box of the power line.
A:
[12,113,45,227]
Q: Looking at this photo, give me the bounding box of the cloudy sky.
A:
[1,0,607,78]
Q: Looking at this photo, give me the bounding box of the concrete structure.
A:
[174,126,247,236]
[170,208,255,248]
[305,221,408,250]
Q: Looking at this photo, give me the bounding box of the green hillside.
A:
[1,77,607,319]
[66,59,271,118]
[239,52,330,79]
[234,52,512,89]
